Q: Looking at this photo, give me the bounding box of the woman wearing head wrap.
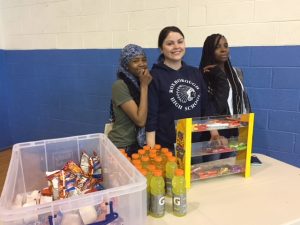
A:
[108,44,152,156]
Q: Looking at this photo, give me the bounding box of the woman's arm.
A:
[205,66,230,114]
[146,131,156,148]
[120,69,152,127]
[210,130,228,146]
[201,67,229,145]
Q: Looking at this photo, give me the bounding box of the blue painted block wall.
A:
[0,46,300,168]
[4,49,119,144]
[0,50,12,149]
[246,46,300,167]
[1,49,159,146]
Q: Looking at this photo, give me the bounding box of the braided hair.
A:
[199,34,244,115]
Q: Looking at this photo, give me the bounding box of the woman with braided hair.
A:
[199,34,251,117]
[199,34,251,160]
[108,44,152,156]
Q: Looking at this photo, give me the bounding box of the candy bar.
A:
[80,152,90,175]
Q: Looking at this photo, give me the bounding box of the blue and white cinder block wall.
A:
[0,0,299,167]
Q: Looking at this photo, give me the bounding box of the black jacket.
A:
[203,66,230,115]
[203,66,251,116]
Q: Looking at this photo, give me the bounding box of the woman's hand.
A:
[203,65,217,73]
[120,69,152,127]
[138,69,152,87]
[146,131,156,148]
[210,130,228,146]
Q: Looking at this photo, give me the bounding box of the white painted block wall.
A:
[0,0,300,49]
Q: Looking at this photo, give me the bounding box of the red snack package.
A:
[63,161,83,175]
[41,187,52,196]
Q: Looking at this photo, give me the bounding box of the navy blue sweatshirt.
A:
[146,61,209,149]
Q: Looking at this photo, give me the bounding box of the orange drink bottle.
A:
[138,149,146,159]
[132,159,141,167]
[149,153,156,164]
[143,145,151,151]
[154,156,163,173]
[154,144,161,151]
[141,156,150,169]
[165,151,173,159]
[147,164,156,174]
[131,153,139,160]
[161,147,169,168]
[134,163,142,171]
[143,145,151,156]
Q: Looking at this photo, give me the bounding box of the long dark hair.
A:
[199,34,244,115]
[157,26,185,62]
[199,34,223,72]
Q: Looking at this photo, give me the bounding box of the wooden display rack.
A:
[175,113,255,189]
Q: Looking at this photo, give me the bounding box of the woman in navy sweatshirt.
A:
[146,26,218,152]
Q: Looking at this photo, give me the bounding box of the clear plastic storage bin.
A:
[0,133,147,225]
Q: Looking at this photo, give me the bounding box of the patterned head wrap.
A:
[120,44,146,70]
[117,44,146,89]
